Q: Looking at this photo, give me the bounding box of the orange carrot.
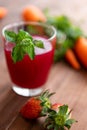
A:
[65,49,81,70]
[0,7,8,19]
[22,5,46,22]
[74,37,87,68]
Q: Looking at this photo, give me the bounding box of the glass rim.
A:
[2,21,56,41]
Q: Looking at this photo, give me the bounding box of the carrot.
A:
[22,5,46,22]
[0,7,8,19]
[65,49,81,70]
[74,37,87,68]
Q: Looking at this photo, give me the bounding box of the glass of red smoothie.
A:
[2,22,56,97]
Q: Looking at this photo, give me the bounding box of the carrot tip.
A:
[65,49,81,70]
[0,7,8,19]
[22,5,46,22]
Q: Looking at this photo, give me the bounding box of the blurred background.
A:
[0,0,87,31]
[0,0,87,47]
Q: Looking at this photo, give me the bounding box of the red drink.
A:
[2,22,56,96]
[4,36,54,89]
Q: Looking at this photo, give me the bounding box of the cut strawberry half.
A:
[44,104,77,130]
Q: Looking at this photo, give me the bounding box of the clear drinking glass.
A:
[2,22,56,97]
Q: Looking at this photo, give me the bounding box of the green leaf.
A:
[47,92,55,98]
[47,15,71,30]
[56,30,66,44]
[65,119,77,129]
[54,125,60,130]
[27,44,35,60]
[34,40,44,48]
[54,47,66,62]
[58,105,68,116]
[5,29,44,63]
[48,109,57,116]
[20,38,33,47]
[47,124,54,130]
[68,26,83,40]
[55,15,71,30]
[12,38,35,62]
[54,114,66,126]
[40,107,48,116]
[16,29,33,44]
[5,30,16,43]
[63,25,83,40]
[46,14,85,62]
[54,38,74,62]
[62,38,74,48]
[12,44,25,63]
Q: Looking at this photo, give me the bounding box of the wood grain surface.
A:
[0,0,87,130]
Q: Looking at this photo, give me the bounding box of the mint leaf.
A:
[12,39,35,62]
[26,44,35,60]
[34,40,44,48]
[12,44,25,63]
[16,30,33,44]
[5,29,44,63]
[5,30,16,43]
[21,38,32,46]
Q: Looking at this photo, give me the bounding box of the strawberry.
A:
[44,104,77,130]
[20,90,54,119]
[51,103,62,112]
[51,103,71,118]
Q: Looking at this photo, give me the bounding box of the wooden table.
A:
[1,0,87,130]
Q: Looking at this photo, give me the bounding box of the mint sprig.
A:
[5,29,44,63]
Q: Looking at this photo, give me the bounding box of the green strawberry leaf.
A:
[47,124,54,130]
[48,109,57,116]
[44,104,77,130]
[65,119,77,129]
[58,105,68,116]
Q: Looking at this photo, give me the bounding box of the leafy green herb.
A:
[34,40,44,48]
[54,38,74,62]
[46,15,83,40]
[44,105,77,130]
[5,29,44,63]
[45,13,85,62]
[5,30,17,43]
